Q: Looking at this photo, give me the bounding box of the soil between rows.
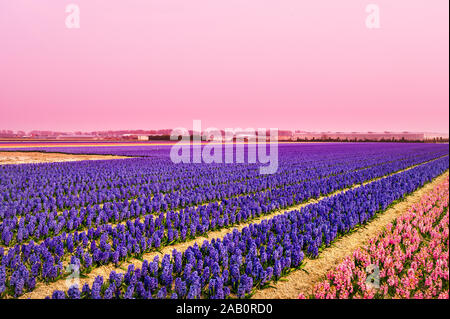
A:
[0,152,127,165]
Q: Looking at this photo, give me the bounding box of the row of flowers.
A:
[298,176,449,299]
[1,144,445,221]
[0,147,426,218]
[1,151,445,247]
[39,156,449,299]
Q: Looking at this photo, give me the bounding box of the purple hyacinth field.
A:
[1,1,448,315]
[0,142,448,300]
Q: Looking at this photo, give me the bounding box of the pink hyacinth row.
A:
[299,176,449,299]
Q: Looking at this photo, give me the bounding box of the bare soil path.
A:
[0,152,127,165]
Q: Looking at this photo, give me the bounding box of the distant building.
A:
[137,134,166,141]
[278,136,292,141]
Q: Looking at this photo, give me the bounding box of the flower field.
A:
[298,175,449,299]
[0,143,448,299]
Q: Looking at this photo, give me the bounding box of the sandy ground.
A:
[0,152,128,165]
[18,162,448,299]
[252,171,449,299]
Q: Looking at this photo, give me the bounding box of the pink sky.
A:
[0,0,448,133]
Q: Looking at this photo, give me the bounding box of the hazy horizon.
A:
[1,128,449,136]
